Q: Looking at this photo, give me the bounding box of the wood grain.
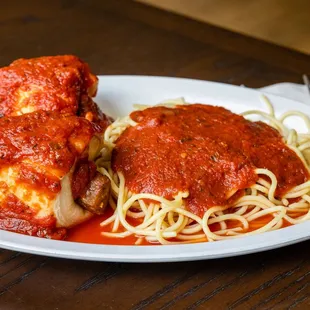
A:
[137,0,310,55]
[0,1,309,309]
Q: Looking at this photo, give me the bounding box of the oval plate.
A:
[1,76,309,262]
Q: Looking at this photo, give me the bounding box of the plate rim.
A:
[1,222,309,262]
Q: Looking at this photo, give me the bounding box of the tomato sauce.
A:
[0,111,97,176]
[0,55,111,130]
[0,111,98,238]
[0,194,65,239]
[0,55,96,117]
[66,207,148,245]
[112,105,309,217]
[16,164,61,198]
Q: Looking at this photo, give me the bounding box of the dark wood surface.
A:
[0,1,309,309]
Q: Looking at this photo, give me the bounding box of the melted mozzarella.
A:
[0,165,92,227]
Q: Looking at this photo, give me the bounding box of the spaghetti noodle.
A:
[97,97,310,245]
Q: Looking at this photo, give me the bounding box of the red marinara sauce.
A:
[0,111,98,238]
[0,55,112,131]
[0,194,66,239]
[0,110,97,180]
[0,55,96,117]
[112,104,309,217]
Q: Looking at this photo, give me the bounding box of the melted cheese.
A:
[15,88,40,115]
[0,164,92,227]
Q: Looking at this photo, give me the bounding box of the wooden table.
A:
[0,1,309,309]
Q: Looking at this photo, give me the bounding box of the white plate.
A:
[0,76,309,262]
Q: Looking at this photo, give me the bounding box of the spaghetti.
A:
[97,97,310,245]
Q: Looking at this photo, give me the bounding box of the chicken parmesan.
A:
[0,111,110,239]
[0,55,111,130]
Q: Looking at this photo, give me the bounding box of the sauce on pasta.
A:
[112,104,308,216]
